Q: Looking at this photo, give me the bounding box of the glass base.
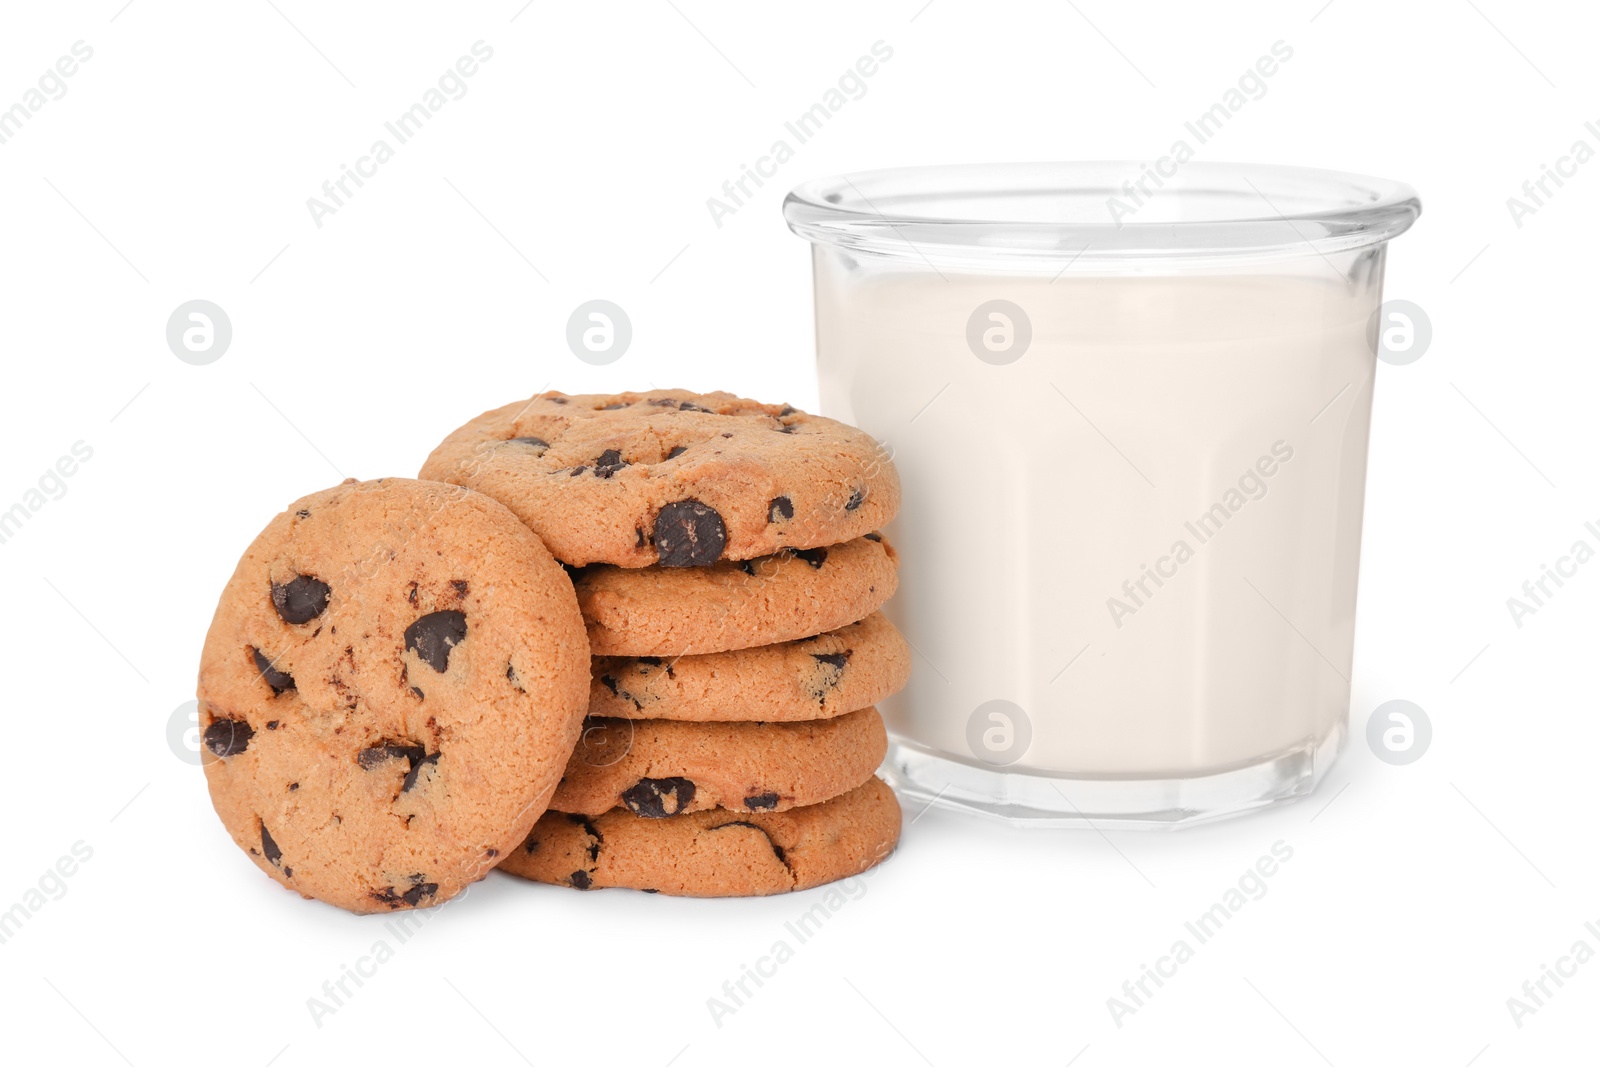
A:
[882,718,1346,830]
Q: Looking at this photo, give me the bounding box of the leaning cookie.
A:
[418,390,899,568]
[550,706,887,817]
[196,478,590,914]
[576,533,898,657]
[501,777,902,896]
[591,612,910,722]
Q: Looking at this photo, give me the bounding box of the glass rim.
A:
[783,161,1421,265]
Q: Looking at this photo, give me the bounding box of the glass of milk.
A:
[785,162,1420,828]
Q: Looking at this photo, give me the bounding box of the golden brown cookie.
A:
[576,533,898,657]
[550,706,886,817]
[197,478,590,914]
[590,612,910,722]
[417,390,899,568]
[500,777,901,896]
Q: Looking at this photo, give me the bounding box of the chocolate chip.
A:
[602,403,626,410]
[289,782,298,791]
[372,879,438,908]
[271,575,330,625]
[204,718,254,757]
[653,500,726,567]
[569,870,593,889]
[260,822,282,866]
[792,547,828,569]
[593,449,628,478]
[678,402,709,413]
[283,867,292,878]
[402,752,440,793]
[738,560,756,576]
[295,509,310,519]
[485,848,499,858]
[508,436,550,455]
[845,489,864,511]
[621,777,696,818]
[721,432,733,438]
[549,396,568,405]
[252,648,295,694]
[635,526,647,548]
[357,741,425,770]
[405,610,466,673]
[358,742,435,793]
[451,579,468,596]
[568,814,603,860]
[410,686,424,700]
[569,466,588,477]
[779,405,796,416]
[507,662,524,690]
[810,651,853,701]
[600,675,619,696]
[266,720,279,730]
[665,446,687,460]
[649,397,677,407]
[745,792,780,810]
[864,532,882,542]
[768,496,793,522]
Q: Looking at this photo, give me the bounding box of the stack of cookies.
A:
[420,390,907,897]
[194,389,905,914]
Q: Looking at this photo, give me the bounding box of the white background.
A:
[1,1,1596,1064]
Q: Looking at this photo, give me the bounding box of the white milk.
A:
[814,265,1379,777]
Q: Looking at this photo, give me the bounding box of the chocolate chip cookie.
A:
[550,706,886,817]
[418,390,899,568]
[500,777,901,896]
[197,478,590,914]
[576,533,898,657]
[590,612,909,722]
